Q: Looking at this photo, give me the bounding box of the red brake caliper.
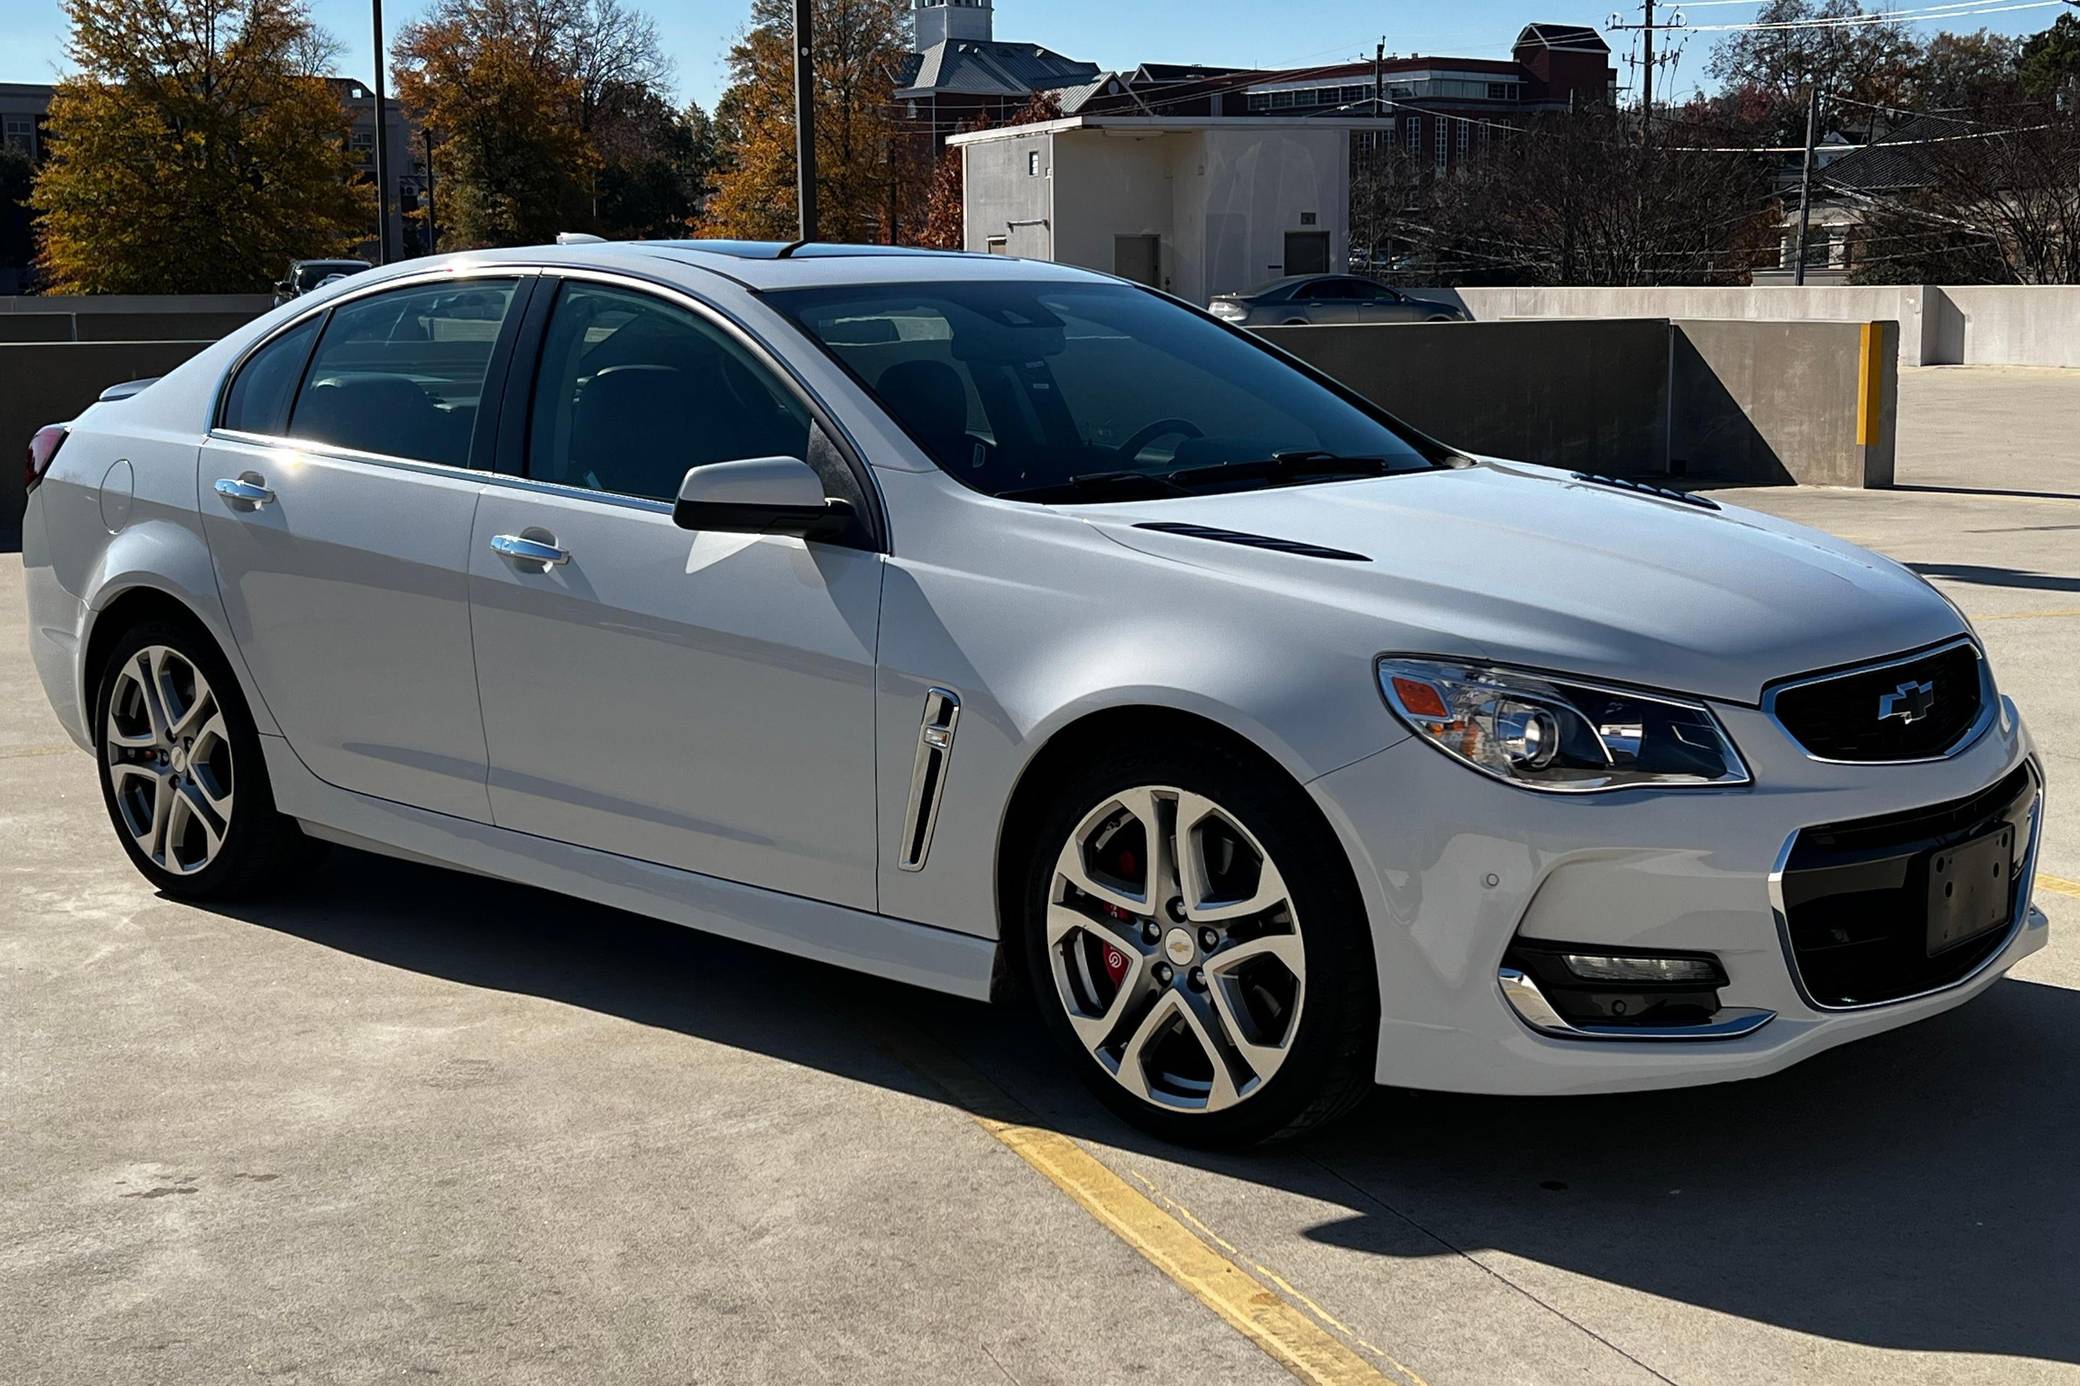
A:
[1100,849,1140,987]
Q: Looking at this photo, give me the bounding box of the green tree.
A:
[701,0,911,242]
[1908,30,2022,110]
[2018,13,2080,99]
[31,0,367,293]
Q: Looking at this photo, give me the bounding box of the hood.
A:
[1081,462,1962,705]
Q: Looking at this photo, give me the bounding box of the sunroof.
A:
[639,239,963,261]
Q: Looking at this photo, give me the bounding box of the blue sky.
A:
[2,0,2069,115]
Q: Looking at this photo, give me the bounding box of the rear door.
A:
[202,273,530,821]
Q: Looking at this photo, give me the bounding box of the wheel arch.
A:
[988,702,1365,1003]
[79,577,273,740]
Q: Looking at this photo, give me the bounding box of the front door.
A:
[467,278,883,909]
[202,275,527,822]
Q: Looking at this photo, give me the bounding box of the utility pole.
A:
[1373,39,1384,114]
[422,127,437,255]
[793,0,817,242]
[1640,0,1654,144]
[1793,83,1819,286]
[370,0,393,264]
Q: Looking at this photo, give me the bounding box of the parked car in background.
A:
[22,242,2046,1148]
[1208,275,1471,327]
[273,258,371,305]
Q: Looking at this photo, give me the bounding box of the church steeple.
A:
[914,0,994,50]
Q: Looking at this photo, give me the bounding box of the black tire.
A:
[92,617,320,900]
[1020,736,1378,1147]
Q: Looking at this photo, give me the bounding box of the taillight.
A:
[25,423,66,494]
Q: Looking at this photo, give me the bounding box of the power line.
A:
[1615,0,2064,30]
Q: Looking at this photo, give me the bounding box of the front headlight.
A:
[1377,658,1750,793]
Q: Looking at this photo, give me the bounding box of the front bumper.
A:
[1309,692,2047,1096]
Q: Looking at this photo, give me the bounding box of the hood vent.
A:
[1569,473,1721,511]
[1133,521,1371,562]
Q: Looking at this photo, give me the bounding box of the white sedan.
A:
[22,242,2048,1145]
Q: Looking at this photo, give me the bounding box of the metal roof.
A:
[896,39,1102,98]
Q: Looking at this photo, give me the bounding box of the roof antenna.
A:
[776,238,812,258]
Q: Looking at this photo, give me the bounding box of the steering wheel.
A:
[1117,417,1204,464]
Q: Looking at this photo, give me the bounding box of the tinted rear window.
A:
[221,316,320,435]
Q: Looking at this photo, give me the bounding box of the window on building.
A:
[1457,118,1470,160]
[1248,92,1270,112]
[1342,85,1367,103]
[1405,116,1420,149]
[1270,90,1294,108]
[1027,149,1041,176]
[1389,84,1412,98]
[1435,117,1448,171]
[3,116,31,155]
[1487,83,1511,101]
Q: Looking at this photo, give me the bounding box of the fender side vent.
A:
[1569,473,1722,511]
[1133,521,1370,562]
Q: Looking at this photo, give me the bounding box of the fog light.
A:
[1560,953,1721,985]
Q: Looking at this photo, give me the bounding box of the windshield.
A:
[297,262,366,290]
[766,280,1438,502]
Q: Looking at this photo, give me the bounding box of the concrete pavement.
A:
[4,365,2077,1385]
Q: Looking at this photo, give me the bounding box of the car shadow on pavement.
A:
[215,845,2078,1371]
[1908,561,2080,594]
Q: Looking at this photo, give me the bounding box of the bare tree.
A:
[1363,108,1777,285]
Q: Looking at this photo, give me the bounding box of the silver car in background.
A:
[21,242,2047,1147]
[1208,274,1472,327]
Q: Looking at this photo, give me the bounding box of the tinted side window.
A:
[221,316,320,435]
[286,279,518,467]
[528,283,811,502]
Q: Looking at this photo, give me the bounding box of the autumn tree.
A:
[1907,30,2022,110]
[701,0,911,242]
[393,0,594,247]
[31,0,367,293]
[1707,0,1922,141]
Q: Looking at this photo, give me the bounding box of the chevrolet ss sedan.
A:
[22,242,2048,1145]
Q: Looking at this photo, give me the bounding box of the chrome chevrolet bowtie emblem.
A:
[1878,678,1936,725]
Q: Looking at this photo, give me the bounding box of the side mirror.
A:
[673,456,853,540]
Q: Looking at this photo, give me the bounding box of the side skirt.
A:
[261,734,997,1001]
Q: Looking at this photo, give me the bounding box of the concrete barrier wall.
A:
[0,293,274,315]
[1259,317,1895,489]
[1427,284,2080,369]
[1259,319,1671,474]
[1671,319,1895,488]
[2,341,213,551]
[0,310,263,343]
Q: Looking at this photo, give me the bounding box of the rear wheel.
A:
[1022,741,1377,1145]
[94,620,318,899]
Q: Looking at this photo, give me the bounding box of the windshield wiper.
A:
[1165,451,1394,489]
[998,470,1188,503]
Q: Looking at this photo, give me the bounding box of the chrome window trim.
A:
[206,428,487,484]
[1495,967,1775,1041]
[1761,635,1997,766]
[211,265,541,433]
[480,471,675,516]
[1767,759,2044,1014]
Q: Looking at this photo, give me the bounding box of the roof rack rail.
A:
[555,232,607,245]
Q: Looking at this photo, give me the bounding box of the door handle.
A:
[490,533,570,569]
[213,476,275,508]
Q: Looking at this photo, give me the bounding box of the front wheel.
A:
[1021,742,1378,1145]
[94,620,318,899]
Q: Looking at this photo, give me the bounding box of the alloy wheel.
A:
[1046,786,1306,1113]
[103,644,235,877]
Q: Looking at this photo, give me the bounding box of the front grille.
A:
[1768,641,1986,762]
[1777,763,2037,1008]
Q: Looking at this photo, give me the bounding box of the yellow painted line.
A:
[893,1037,1420,1386]
[1857,321,1884,447]
[2038,873,2080,900]
[1977,608,2080,623]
